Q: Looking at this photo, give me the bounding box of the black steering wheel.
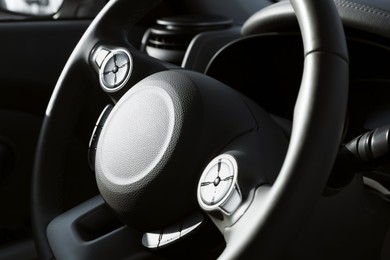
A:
[32,0,349,259]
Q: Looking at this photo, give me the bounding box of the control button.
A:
[142,232,161,249]
[88,105,113,171]
[95,48,110,68]
[89,126,102,150]
[88,126,101,171]
[158,224,181,248]
[197,154,242,214]
[99,49,132,92]
[96,105,113,127]
[142,213,204,249]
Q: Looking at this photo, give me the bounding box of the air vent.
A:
[141,15,233,65]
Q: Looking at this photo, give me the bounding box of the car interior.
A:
[1,0,390,259]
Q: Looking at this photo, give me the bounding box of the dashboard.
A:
[140,6,390,142]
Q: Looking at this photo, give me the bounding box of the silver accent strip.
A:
[363,176,390,195]
[142,213,204,249]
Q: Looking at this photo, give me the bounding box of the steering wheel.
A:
[32,0,349,259]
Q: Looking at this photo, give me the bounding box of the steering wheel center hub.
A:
[94,71,208,230]
[96,86,176,185]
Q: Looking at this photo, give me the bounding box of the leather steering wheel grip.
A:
[218,0,348,259]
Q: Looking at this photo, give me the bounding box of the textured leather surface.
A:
[95,69,263,231]
[336,0,390,10]
[335,0,390,38]
[243,0,390,39]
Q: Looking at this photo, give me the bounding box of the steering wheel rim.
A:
[32,0,349,259]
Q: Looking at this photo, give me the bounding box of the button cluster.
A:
[88,105,113,171]
[197,154,242,215]
[142,213,203,249]
[94,48,133,92]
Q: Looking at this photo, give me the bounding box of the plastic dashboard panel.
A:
[205,32,390,129]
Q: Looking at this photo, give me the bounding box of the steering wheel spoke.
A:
[140,210,225,257]
[46,196,149,260]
